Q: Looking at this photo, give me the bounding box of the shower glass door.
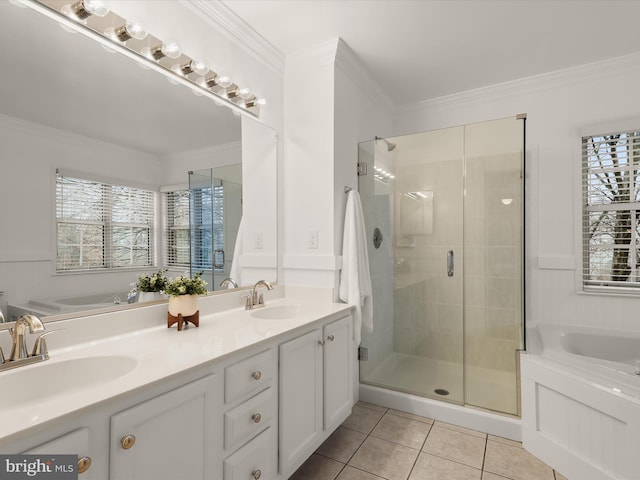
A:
[358,126,466,405]
[358,116,524,416]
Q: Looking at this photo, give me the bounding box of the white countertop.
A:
[0,295,353,442]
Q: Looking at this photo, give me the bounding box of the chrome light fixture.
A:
[24,0,264,117]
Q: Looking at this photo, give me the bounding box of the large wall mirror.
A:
[0,1,277,323]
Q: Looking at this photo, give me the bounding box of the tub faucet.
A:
[245,280,273,310]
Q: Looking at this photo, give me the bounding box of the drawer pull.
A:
[252,413,262,423]
[251,371,262,381]
[77,456,91,474]
[327,335,335,341]
[120,435,136,450]
[252,470,262,479]
[318,340,325,347]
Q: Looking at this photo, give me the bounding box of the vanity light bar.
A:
[20,0,264,118]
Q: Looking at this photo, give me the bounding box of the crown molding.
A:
[334,38,396,118]
[285,38,340,70]
[398,51,640,115]
[180,0,285,76]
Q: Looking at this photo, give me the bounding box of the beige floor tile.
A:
[484,440,554,480]
[371,412,431,450]
[289,454,345,480]
[387,409,434,425]
[554,472,568,480]
[336,465,386,480]
[482,473,510,480]
[357,401,388,412]
[488,435,522,448]
[422,426,486,469]
[434,420,487,438]
[342,403,386,434]
[408,452,482,480]
[349,436,419,480]
[317,426,367,463]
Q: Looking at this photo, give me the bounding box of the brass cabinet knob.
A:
[251,371,262,381]
[252,470,262,479]
[120,435,136,450]
[77,457,91,474]
[327,335,335,342]
[252,413,262,423]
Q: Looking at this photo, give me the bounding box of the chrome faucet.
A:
[219,278,238,289]
[245,280,273,310]
[0,314,52,372]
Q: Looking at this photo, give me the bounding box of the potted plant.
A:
[132,269,168,303]
[164,271,208,317]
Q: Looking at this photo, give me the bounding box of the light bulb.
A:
[256,98,267,106]
[161,40,182,59]
[501,198,513,205]
[107,19,147,42]
[217,76,232,88]
[83,0,108,17]
[238,87,252,99]
[190,59,209,76]
[62,0,108,19]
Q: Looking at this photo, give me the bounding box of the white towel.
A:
[228,216,244,287]
[339,190,373,345]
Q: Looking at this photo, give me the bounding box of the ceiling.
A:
[221,0,640,106]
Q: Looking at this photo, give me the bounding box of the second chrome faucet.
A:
[245,280,273,310]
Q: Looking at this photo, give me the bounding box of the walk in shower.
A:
[358,116,524,416]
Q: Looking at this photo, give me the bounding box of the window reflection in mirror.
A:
[0,2,277,323]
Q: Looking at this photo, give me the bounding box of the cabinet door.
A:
[26,429,94,479]
[323,315,353,431]
[279,328,323,475]
[110,374,220,480]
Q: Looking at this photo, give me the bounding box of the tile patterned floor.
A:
[289,402,569,480]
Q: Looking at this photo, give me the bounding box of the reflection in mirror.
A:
[0,1,277,323]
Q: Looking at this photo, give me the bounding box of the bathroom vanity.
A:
[0,290,354,480]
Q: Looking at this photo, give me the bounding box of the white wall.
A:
[282,38,393,296]
[395,52,640,333]
[0,114,163,308]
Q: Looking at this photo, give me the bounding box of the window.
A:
[163,189,190,268]
[56,171,155,272]
[582,130,640,291]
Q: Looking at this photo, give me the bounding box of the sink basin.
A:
[250,304,301,320]
[0,355,137,408]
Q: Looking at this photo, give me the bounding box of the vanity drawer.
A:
[225,349,274,404]
[223,427,273,480]
[224,387,273,451]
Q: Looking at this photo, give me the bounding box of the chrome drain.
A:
[434,389,450,396]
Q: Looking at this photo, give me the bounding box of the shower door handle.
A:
[447,250,454,277]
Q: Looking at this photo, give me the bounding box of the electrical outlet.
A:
[307,230,318,249]
[255,231,263,249]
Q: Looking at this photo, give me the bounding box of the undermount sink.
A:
[0,355,137,408]
[250,304,301,320]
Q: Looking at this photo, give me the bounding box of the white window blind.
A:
[582,130,640,291]
[190,182,225,272]
[56,171,155,272]
[163,189,190,267]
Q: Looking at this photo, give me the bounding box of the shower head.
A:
[375,136,396,152]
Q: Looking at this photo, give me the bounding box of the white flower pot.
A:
[168,294,199,317]
[138,292,166,303]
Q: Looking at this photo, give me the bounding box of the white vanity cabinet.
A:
[26,428,95,478]
[222,348,277,480]
[109,374,221,480]
[279,314,353,476]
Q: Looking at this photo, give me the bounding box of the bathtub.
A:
[522,324,640,480]
[8,292,130,319]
